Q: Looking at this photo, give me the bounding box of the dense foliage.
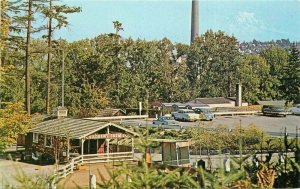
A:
[0,102,34,152]
[1,1,299,118]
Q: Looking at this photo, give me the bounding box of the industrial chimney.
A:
[191,0,199,44]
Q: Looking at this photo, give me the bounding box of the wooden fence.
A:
[55,151,134,178]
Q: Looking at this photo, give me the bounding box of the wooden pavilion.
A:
[25,118,139,163]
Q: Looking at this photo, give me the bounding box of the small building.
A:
[188,97,248,108]
[25,118,139,163]
[150,139,190,167]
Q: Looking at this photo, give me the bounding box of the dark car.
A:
[194,108,215,121]
[262,105,288,117]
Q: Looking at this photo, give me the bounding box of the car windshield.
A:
[196,108,211,113]
[270,105,284,109]
[161,116,174,120]
[184,110,195,113]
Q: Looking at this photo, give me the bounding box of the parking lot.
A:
[118,114,300,137]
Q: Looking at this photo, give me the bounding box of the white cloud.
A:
[236,11,265,30]
[225,11,268,40]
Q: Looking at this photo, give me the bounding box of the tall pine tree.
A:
[42,0,80,114]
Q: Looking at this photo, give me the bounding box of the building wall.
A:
[25,132,68,162]
[208,102,236,108]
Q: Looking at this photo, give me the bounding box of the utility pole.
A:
[62,50,65,107]
[25,0,33,115]
[296,125,298,149]
[46,0,53,114]
[239,119,242,169]
[260,132,263,162]
[284,127,288,173]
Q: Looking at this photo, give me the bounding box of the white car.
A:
[291,104,300,115]
[172,109,200,122]
[153,116,179,126]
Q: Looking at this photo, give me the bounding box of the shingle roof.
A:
[30,118,139,139]
[256,100,286,106]
[188,97,234,104]
[97,108,126,117]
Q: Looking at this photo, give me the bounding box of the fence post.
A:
[63,166,66,178]
[71,159,74,173]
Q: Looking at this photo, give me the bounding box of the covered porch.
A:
[28,118,139,165]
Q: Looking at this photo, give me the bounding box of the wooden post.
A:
[63,166,66,178]
[131,138,134,159]
[71,159,74,173]
[117,139,119,152]
[176,143,179,166]
[81,139,85,163]
[67,138,70,162]
[96,139,99,154]
[106,139,110,161]
[107,126,110,161]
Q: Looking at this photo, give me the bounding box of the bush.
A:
[40,153,55,165]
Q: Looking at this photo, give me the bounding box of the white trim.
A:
[44,135,53,148]
[33,133,39,143]
[80,123,139,139]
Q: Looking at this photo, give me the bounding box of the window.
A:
[44,135,53,147]
[33,133,39,143]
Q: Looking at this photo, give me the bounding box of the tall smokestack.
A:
[191,0,199,44]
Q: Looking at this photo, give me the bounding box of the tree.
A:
[42,0,80,114]
[236,54,270,103]
[282,45,300,103]
[0,102,34,152]
[260,46,289,100]
[25,0,33,115]
[187,30,241,98]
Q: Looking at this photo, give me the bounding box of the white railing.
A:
[85,115,148,121]
[55,151,134,178]
[214,111,258,116]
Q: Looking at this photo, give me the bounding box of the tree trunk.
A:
[25,0,32,115]
[46,0,52,114]
[0,3,2,109]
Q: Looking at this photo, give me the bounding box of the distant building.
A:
[256,100,286,106]
[97,108,126,117]
[239,39,300,55]
[188,97,248,108]
[161,97,248,112]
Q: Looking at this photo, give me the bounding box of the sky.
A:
[55,0,300,44]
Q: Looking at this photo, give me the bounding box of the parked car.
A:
[194,108,215,121]
[290,104,300,115]
[172,109,200,121]
[262,105,288,117]
[153,115,179,126]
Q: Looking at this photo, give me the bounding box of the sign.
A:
[177,141,190,148]
[86,133,128,139]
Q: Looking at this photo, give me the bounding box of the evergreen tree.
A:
[42,0,80,114]
[282,45,300,103]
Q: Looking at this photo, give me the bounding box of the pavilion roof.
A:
[30,118,139,139]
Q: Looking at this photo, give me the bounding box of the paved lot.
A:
[0,160,55,188]
[118,115,300,137]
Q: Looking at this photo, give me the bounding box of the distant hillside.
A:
[239,39,300,54]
